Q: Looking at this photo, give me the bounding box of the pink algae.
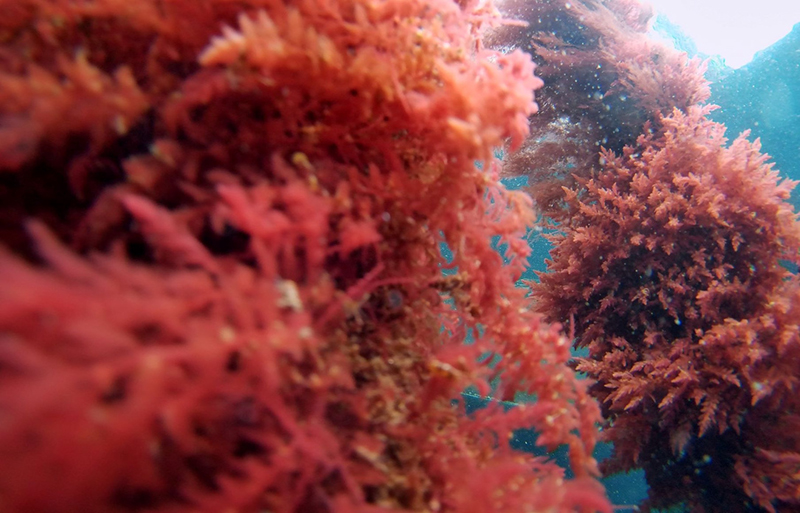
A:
[0,0,607,512]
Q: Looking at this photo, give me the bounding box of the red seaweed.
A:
[534,104,800,512]
[487,0,709,218]
[0,0,608,512]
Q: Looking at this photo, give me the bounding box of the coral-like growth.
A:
[486,0,709,217]
[534,104,800,512]
[0,0,608,512]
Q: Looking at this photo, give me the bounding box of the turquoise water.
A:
[662,19,800,208]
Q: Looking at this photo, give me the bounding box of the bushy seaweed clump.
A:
[535,105,800,512]
[0,1,607,512]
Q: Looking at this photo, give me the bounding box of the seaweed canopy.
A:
[485,0,709,219]
[0,0,607,512]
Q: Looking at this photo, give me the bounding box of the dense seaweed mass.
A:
[0,0,607,512]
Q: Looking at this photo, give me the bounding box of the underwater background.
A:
[0,0,798,511]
